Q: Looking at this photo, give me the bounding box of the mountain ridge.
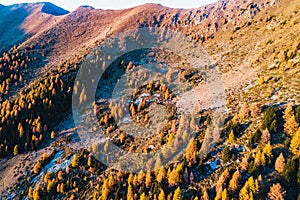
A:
[1,0,284,93]
[14,0,271,63]
[5,2,69,15]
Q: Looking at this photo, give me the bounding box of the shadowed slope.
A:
[0,2,69,52]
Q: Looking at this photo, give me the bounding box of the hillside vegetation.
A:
[0,0,299,199]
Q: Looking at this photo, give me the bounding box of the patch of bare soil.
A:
[0,147,53,197]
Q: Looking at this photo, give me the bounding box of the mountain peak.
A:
[39,2,69,16]
[75,5,95,11]
[138,3,165,9]
[8,2,69,16]
[142,3,163,7]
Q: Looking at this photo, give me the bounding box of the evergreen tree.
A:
[221,189,229,200]
[33,161,41,174]
[185,139,198,165]
[216,169,230,193]
[215,186,222,200]
[254,150,265,167]
[173,187,183,200]
[50,131,55,139]
[282,158,297,186]
[275,153,285,173]
[71,154,79,168]
[290,128,300,156]
[248,177,258,196]
[33,185,41,200]
[239,102,250,119]
[140,193,147,200]
[283,104,294,122]
[88,156,92,167]
[263,142,273,158]
[101,178,110,200]
[127,184,134,200]
[13,145,19,156]
[79,88,86,104]
[130,104,136,116]
[239,183,251,200]
[19,124,24,138]
[239,176,258,200]
[28,186,33,198]
[240,157,249,172]
[44,172,53,183]
[267,183,286,200]
[284,115,299,136]
[145,171,152,188]
[168,168,181,186]
[47,179,56,194]
[222,146,231,162]
[128,173,134,185]
[228,130,236,143]
[202,187,209,200]
[137,171,145,185]
[168,133,175,146]
[262,106,278,133]
[295,105,300,124]
[283,104,299,136]
[165,89,170,100]
[229,170,241,196]
[258,76,264,85]
[60,183,65,193]
[108,174,115,189]
[261,129,271,147]
[156,167,166,183]
[263,142,273,165]
[158,189,166,200]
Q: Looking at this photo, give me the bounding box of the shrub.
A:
[222,146,231,162]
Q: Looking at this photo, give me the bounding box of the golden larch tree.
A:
[173,187,183,200]
[275,153,285,173]
[267,183,286,200]
[71,154,79,168]
[290,128,300,156]
[158,189,166,200]
[221,189,229,200]
[228,170,241,195]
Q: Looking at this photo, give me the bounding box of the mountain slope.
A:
[0,0,300,199]
[9,0,287,100]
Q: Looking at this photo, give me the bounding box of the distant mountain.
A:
[0,2,68,53]
[40,2,69,16]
